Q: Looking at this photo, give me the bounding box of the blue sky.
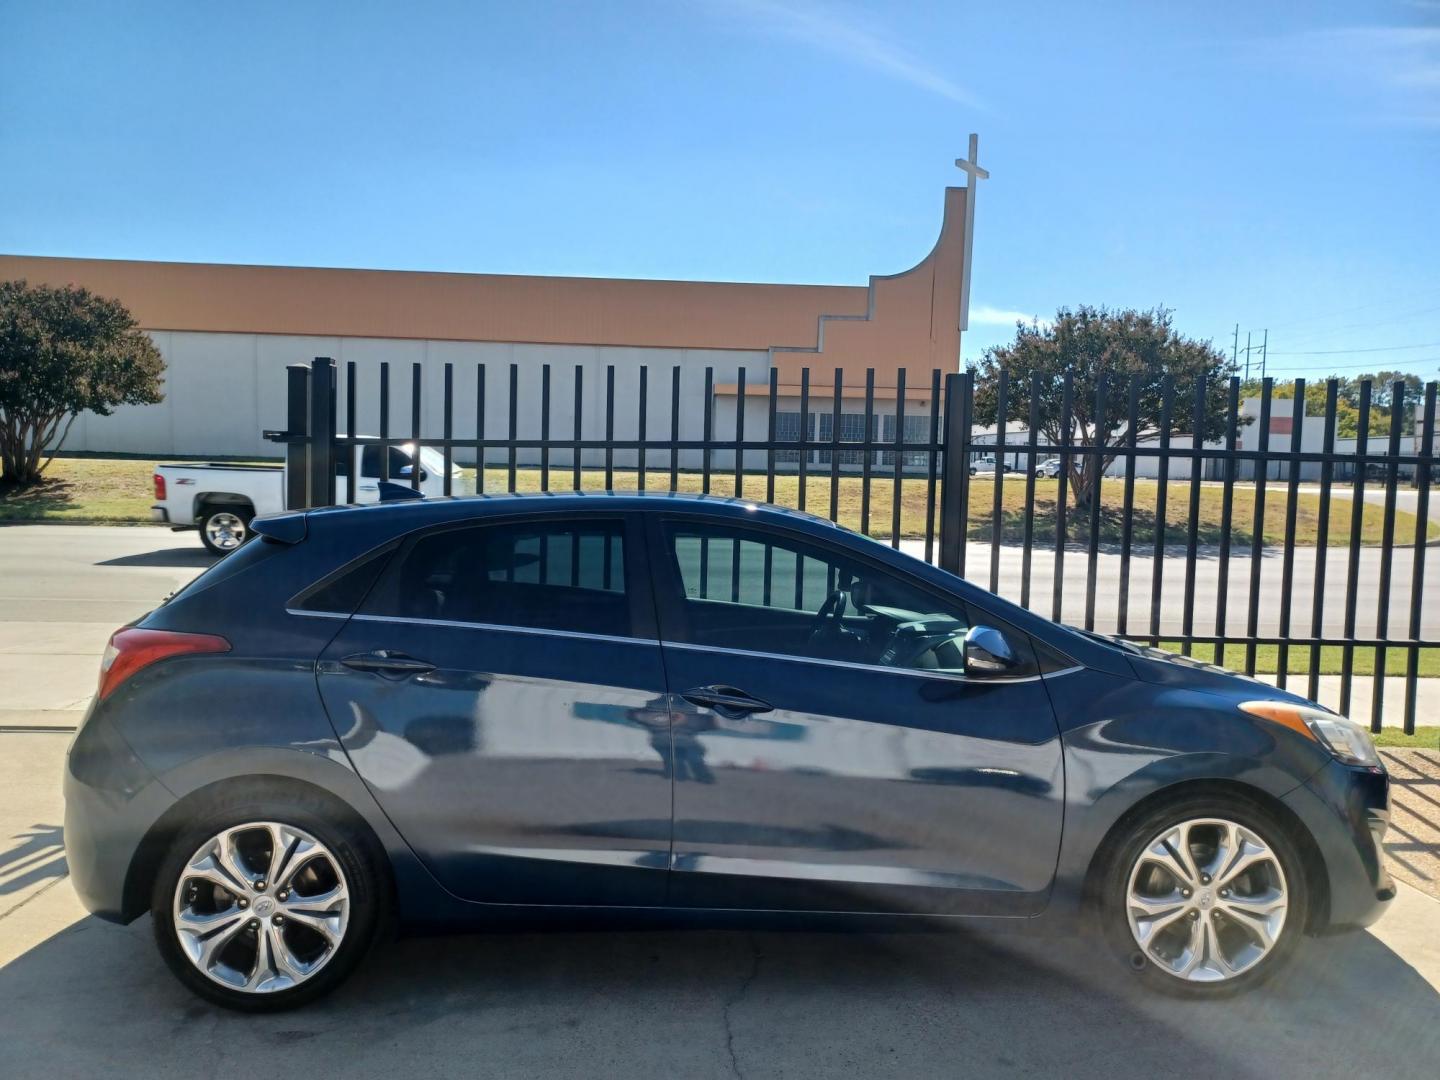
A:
[2,0,1437,381]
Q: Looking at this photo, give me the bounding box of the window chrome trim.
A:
[656,639,1055,685]
[346,611,654,647]
[286,612,1088,681]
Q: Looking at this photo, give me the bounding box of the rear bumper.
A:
[63,710,175,923]
[1283,759,1395,931]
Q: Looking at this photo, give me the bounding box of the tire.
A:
[150,786,386,1012]
[1099,792,1309,998]
[198,504,253,556]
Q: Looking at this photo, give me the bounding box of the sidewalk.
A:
[1381,750,1440,902]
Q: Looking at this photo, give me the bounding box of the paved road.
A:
[898,540,1440,640]
[1,522,1439,1078]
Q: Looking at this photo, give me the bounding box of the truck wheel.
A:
[199,506,253,556]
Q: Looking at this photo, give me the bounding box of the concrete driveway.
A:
[2,524,1439,1079]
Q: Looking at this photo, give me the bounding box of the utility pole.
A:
[1260,328,1268,381]
[1245,331,1252,382]
[1232,324,1239,373]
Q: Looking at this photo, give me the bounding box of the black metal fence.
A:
[276,357,1437,733]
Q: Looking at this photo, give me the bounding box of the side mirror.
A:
[963,625,1017,675]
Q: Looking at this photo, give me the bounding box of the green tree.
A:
[969,306,1235,509]
[0,280,165,488]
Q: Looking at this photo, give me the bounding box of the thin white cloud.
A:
[1274,25,1440,127]
[970,305,1048,328]
[711,0,984,109]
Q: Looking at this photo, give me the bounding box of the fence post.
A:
[938,371,971,575]
[283,363,310,510]
[307,357,337,508]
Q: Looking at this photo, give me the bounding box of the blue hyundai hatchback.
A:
[64,493,1393,1010]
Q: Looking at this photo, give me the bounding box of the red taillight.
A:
[97,628,230,701]
[153,472,166,500]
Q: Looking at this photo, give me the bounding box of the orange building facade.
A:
[0,186,967,461]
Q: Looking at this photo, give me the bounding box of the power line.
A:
[1258,286,1440,332]
[1260,357,1440,373]
[1266,340,1440,356]
[1275,301,1440,348]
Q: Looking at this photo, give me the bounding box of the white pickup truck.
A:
[152,442,469,554]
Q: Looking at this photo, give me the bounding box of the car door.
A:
[647,515,1065,917]
[315,510,673,906]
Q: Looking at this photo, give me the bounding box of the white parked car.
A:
[152,442,469,554]
[968,456,1014,476]
[1037,458,1064,478]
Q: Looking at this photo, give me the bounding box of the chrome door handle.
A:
[339,651,436,677]
[680,685,772,716]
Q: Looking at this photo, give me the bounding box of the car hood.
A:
[1071,629,1314,707]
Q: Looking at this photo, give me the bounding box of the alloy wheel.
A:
[1125,817,1288,983]
[172,821,350,994]
[204,512,247,551]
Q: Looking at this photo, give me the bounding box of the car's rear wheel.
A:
[198,505,253,555]
[150,791,384,1011]
[1102,795,1308,997]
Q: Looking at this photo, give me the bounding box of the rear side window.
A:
[292,544,396,614]
[363,519,631,637]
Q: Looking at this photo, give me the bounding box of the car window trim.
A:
[657,639,1080,684]
[348,611,658,647]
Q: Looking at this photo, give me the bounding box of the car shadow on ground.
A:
[2,909,1437,1079]
[96,547,216,568]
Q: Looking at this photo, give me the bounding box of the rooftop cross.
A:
[954,133,988,334]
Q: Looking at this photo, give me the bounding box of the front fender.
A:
[1045,669,1333,919]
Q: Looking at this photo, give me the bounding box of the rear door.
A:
[315,510,673,906]
[647,515,1065,917]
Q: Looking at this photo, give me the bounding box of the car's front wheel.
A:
[1102,795,1309,997]
[150,790,384,1011]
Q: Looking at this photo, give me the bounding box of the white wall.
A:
[67,331,767,468]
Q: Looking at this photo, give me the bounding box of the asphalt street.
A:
[895,539,1440,641]
[1,523,1438,1079]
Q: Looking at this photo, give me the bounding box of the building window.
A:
[880,414,933,469]
[816,412,876,466]
[774,411,816,463]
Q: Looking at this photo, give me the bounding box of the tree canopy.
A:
[1260,371,1426,439]
[969,305,1235,507]
[0,280,165,487]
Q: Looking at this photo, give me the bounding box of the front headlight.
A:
[1238,701,1380,767]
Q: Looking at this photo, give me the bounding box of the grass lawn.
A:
[3,456,1435,550]
[1373,727,1440,749]
[0,456,167,522]
[0,455,271,523]
[1153,641,1440,679]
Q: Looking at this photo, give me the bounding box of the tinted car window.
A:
[365,519,630,636]
[358,445,414,478]
[292,544,396,614]
[661,521,973,673]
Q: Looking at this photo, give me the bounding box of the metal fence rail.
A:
[279,357,1438,733]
